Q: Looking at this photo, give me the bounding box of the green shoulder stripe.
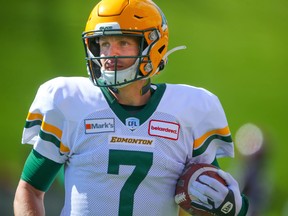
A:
[25,119,42,128]
[39,130,61,148]
[193,134,232,157]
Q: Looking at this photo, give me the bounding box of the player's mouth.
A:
[103,60,125,71]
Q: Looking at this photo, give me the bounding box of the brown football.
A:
[175,163,227,216]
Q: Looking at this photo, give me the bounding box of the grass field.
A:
[1,0,287,215]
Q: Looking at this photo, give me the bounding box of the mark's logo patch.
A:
[109,135,155,147]
[148,120,180,140]
[85,118,115,134]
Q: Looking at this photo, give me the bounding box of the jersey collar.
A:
[100,84,166,126]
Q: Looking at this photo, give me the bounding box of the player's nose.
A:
[107,44,120,56]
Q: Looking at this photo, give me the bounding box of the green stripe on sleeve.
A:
[39,130,61,148]
[25,120,42,128]
[193,134,232,157]
[211,158,220,168]
[21,149,63,192]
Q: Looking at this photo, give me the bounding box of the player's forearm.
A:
[14,180,45,216]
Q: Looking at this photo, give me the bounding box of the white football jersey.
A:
[22,77,234,216]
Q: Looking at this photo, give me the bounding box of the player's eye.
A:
[119,40,130,47]
[99,41,110,48]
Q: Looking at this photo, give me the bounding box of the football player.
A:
[14,0,248,215]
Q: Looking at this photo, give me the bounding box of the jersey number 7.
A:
[108,150,153,216]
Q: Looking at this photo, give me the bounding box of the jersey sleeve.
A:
[192,91,234,163]
[22,80,70,164]
[21,149,63,192]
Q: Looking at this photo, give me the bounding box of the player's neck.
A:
[109,80,151,106]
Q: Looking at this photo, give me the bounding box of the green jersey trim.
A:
[239,194,249,216]
[21,149,63,192]
[193,134,233,157]
[100,84,166,125]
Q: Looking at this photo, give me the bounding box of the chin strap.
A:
[139,46,186,95]
[140,78,151,96]
[108,86,119,94]
[109,78,151,96]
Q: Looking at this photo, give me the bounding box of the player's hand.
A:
[189,169,242,216]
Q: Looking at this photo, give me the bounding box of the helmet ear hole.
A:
[158,45,167,71]
[143,40,148,51]
[158,45,166,54]
[158,60,165,71]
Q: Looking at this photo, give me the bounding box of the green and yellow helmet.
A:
[82,0,169,87]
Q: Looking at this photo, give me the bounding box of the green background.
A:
[1,0,287,215]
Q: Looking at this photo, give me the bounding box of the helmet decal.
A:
[95,22,122,33]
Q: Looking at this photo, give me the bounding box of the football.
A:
[175,163,227,215]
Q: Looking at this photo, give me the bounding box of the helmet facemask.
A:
[83,28,160,88]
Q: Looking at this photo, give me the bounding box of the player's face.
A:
[99,36,140,71]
